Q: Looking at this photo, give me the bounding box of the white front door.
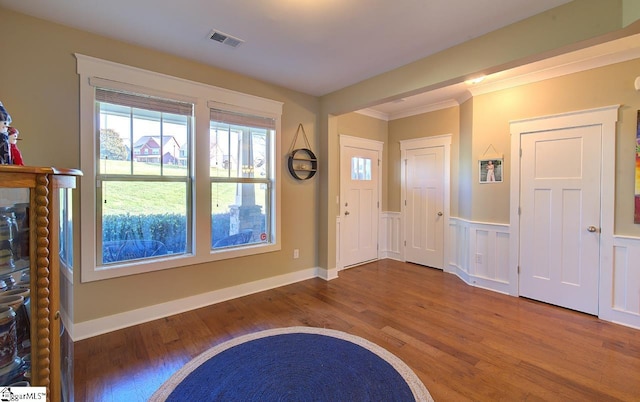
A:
[340,144,380,268]
[404,146,445,269]
[519,125,601,315]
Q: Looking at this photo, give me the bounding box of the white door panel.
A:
[405,146,444,269]
[341,146,379,267]
[520,126,601,314]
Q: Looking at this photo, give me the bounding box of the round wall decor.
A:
[288,148,317,180]
[287,124,317,180]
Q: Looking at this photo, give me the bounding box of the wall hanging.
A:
[635,110,640,223]
[287,123,317,180]
[479,143,503,183]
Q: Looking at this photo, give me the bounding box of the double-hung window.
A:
[96,88,193,265]
[209,108,274,249]
[77,54,282,282]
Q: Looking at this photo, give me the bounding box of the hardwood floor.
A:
[74,259,640,401]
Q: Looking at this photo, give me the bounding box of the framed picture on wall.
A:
[635,110,640,223]
[479,158,503,183]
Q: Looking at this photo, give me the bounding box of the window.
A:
[351,157,372,181]
[77,54,282,282]
[96,88,193,265]
[210,109,274,249]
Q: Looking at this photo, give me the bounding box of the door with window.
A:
[340,137,381,268]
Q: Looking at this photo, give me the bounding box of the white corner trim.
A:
[71,267,320,341]
[317,266,339,281]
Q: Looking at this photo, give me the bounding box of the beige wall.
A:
[387,107,460,214]
[381,57,640,236]
[336,113,389,209]
[4,2,640,328]
[470,57,640,232]
[317,0,635,274]
[458,99,474,220]
[3,8,320,323]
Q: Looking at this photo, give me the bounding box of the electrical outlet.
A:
[476,253,482,264]
[293,249,299,259]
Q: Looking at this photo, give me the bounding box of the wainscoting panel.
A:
[450,218,510,294]
[380,212,402,260]
[607,236,640,329]
[448,219,469,276]
[472,225,510,283]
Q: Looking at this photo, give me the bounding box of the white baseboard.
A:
[72,267,320,341]
[318,266,339,280]
[450,265,510,295]
[380,253,403,261]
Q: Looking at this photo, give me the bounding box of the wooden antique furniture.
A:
[0,165,81,402]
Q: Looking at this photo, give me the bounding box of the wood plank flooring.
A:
[74,259,640,401]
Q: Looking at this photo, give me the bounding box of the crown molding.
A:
[355,108,390,121]
[362,32,640,121]
[388,99,460,120]
[468,33,640,97]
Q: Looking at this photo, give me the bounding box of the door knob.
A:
[344,211,350,216]
[587,226,599,233]
[437,212,443,216]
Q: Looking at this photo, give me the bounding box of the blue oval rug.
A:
[150,326,433,401]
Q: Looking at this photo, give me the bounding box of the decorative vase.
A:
[0,295,23,312]
[0,288,29,356]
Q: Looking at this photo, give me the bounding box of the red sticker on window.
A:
[260,233,267,241]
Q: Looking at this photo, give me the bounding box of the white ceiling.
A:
[7,0,638,120]
[1,0,570,98]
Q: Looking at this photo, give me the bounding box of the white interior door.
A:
[404,146,444,269]
[340,145,379,268]
[519,125,601,315]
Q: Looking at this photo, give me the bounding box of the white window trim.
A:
[76,54,282,282]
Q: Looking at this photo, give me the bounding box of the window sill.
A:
[80,242,281,283]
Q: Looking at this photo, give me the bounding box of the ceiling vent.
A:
[208,29,244,48]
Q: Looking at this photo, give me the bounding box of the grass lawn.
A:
[100,159,265,215]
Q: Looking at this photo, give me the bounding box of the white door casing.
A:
[401,135,451,270]
[339,136,382,268]
[509,105,619,319]
[519,125,601,314]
